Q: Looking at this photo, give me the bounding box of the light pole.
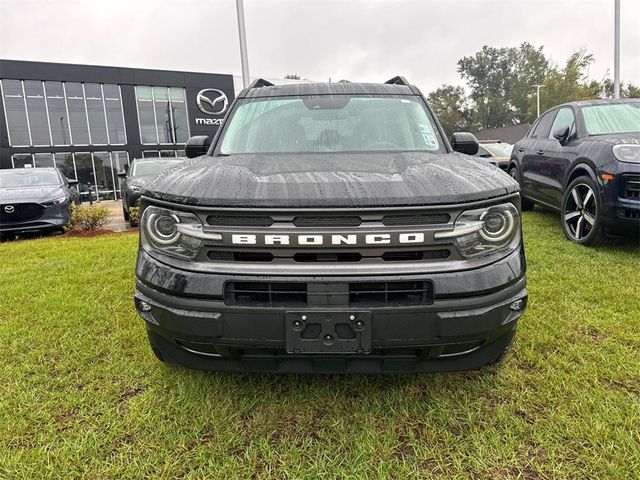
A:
[533,84,544,118]
[236,0,250,89]
[614,0,620,98]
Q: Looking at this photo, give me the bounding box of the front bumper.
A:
[135,247,527,373]
[599,165,640,235]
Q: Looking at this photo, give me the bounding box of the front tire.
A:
[561,176,608,246]
[509,167,534,211]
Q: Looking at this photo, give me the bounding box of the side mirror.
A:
[67,179,78,186]
[553,126,570,145]
[450,132,479,155]
[185,135,212,158]
[117,171,127,178]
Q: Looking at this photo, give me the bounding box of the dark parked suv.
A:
[118,157,185,226]
[134,77,528,373]
[509,99,640,245]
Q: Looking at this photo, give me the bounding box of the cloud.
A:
[1,0,638,94]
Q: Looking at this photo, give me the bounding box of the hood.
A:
[144,151,519,208]
[0,185,65,203]
[580,133,640,145]
[127,176,154,189]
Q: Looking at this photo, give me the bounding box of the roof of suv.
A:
[238,82,417,99]
[558,98,640,109]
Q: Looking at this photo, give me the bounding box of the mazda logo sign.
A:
[196,89,228,115]
[4,205,15,214]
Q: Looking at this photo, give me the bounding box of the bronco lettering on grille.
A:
[230,233,428,246]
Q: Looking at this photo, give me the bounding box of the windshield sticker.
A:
[418,123,439,149]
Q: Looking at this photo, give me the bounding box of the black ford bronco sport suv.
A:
[134,77,528,373]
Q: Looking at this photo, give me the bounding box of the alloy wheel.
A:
[564,183,597,240]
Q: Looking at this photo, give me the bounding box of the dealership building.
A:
[0,59,235,202]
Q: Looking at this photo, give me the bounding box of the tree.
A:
[528,49,599,117]
[284,74,300,80]
[427,85,477,136]
[594,78,640,99]
[457,42,549,129]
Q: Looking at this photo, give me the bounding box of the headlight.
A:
[141,206,210,260]
[434,203,520,258]
[130,185,142,192]
[613,144,640,163]
[42,196,67,207]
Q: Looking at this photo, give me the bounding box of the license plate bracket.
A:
[285,310,372,354]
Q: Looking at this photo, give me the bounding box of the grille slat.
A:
[293,216,362,227]
[224,281,433,307]
[622,175,640,199]
[382,214,450,226]
[207,215,273,227]
[207,249,450,263]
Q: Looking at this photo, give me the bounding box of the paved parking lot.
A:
[100,200,131,232]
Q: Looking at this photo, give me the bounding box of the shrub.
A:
[67,203,110,232]
[129,206,140,227]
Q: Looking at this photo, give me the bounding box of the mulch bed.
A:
[64,228,139,238]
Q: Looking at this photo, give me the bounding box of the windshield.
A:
[131,159,182,177]
[583,103,640,135]
[218,95,446,154]
[483,143,513,157]
[0,169,61,188]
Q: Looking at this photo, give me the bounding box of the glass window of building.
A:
[136,86,158,144]
[112,151,129,199]
[136,85,190,145]
[142,150,160,158]
[93,152,115,201]
[74,152,95,202]
[170,87,190,143]
[160,150,178,157]
[45,81,71,145]
[54,153,76,181]
[84,83,108,145]
[23,80,51,146]
[154,86,173,144]
[65,82,90,145]
[11,154,33,168]
[34,153,55,168]
[103,84,126,144]
[2,79,31,146]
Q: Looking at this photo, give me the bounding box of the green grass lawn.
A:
[1,210,639,479]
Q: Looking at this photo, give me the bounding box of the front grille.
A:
[224,281,434,307]
[0,203,44,224]
[196,205,464,268]
[622,175,640,200]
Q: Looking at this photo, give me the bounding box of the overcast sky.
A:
[1,0,638,94]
